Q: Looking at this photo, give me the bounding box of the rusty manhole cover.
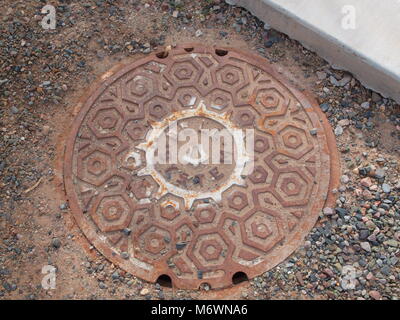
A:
[64,44,339,289]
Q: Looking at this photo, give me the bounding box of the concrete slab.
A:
[226,0,400,103]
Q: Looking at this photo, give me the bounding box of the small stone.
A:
[121,252,129,259]
[371,92,381,102]
[323,268,335,278]
[98,282,107,289]
[366,272,374,281]
[323,207,334,216]
[382,183,391,193]
[176,242,186,250]
[140,288,149,296]
[360,242,371,252]
[295,272,304,286]
[361,102,370,109]
[202,283,210,291]
[381,265,391,276]
[122,228,131,236]
[365,220,376,230]
[340,175,350,184]
[359,229,370,240]
[51,238,61,249]
[172,10,179,18]
[338,119,350,127]
[329,75,351,87]
[192,176,200,184]
[316,71,327,80]
[195,29,203,37]
[259,19,270,29]
[10,106,19,114]
[42,125,50,136]
[374,168,385,179]
[310,128,317,135]
[384,240,399,248]
[60,203,68,210]
[335,207,348,218]
[369,290,381,300]
[360,177,373,188]
[334,125,343,136]
[338,75,351,86]
[320,103,330,112]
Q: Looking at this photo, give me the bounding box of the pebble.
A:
[371,92,381,102]
[316,71,327,80]
[111,271,119,280]
[384,240,399,248]
[121,252,129,259]
[195,30,203,37]
[360,177,373,188]
[382,183,391,193]
[361,102,370,109]
[42,125,50,136]
[334,125,343,136]
[140,288,149,296]
[340,175,350,184]
[369,290,381,300]
[329,75,351,87]
[323,207,334,216]
[310,128,317,135]
[320,103,330,112]
[381,266,391,276]
[338,119,350,127]
[98,282,107,289]
[176,242,187,250]
[375,168,385,179]
[359,230,370,240]
[10,106,19,114]
[51,238,61,249]
[360,242,371,252]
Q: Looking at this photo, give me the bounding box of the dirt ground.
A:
[0,0,399,300]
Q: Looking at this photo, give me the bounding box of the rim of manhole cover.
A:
[64,44,340,290]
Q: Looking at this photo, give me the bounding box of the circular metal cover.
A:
[64,45,339,289]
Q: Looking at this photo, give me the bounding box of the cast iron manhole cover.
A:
[64,44,339,289]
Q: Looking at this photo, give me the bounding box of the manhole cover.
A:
[64,44,339,289]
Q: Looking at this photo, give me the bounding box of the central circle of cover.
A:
[136,103,251,209]
[154,116,236,192]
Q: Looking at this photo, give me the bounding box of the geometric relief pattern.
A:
[64,45,337,290]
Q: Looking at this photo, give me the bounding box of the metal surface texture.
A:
[64,44,340,289]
